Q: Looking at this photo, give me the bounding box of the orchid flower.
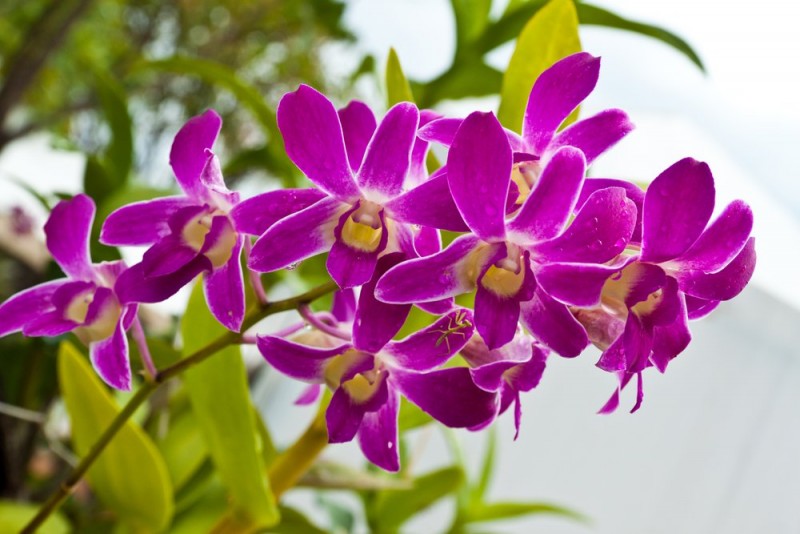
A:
[246,86,450,289]
[101,110,259,332]
[257,254,498,471]
[0,195,135,390]
[536,158,756,412]
[376,111,638,353]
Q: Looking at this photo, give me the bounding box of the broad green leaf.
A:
[0,500,70,534]
[451,0,492,47]
[270,506,327,534]
[498,0,581,132]
[94,68,133,189]
[372,466,464,530]
[385,48,415,106]
[577,2,704,71]
[156,409,209,492]
[180,281,278,529]
[299,460,412,491]
[418,61,503,108]
[465,501,586,524]
[170,479,229,534]
[58,341,173,532]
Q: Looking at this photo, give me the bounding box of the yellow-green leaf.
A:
[0,500,70,534]
[180,281,278,529]
[497,0,581,132]
[385,48,415,106]
[58,342,173,532]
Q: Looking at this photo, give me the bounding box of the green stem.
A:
[21,280,337,533]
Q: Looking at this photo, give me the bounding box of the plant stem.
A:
[21,280,338,533]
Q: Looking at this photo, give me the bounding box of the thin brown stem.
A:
[21,280,338,533]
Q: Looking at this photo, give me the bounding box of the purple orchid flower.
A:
[536,158,756,412]
[246,86,456,289]
[101,110,251,332]
[461,326,548,439]
[376,111,637,354]
[418,52,633,197]
[0,195,135,390]
[256,254,498,471]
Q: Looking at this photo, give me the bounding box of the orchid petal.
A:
[0,280,68,337]
[115,255,210,304]
[332,289,357,323]
[520,288,589,358]
[45,194,95,280]
[673,200,753,273]
[685,294,720,320]
[339,100,377,172]
[295,384,322,406]
[523,52,600,155]
[641,158,715,263]
[578,178,644,243]
[651,293,691,372]
[358,385,400,472]
[548,108,633,165]
[170,110,221,198]
[231,188,326,236]
[256,335,351,382]
[22,311,76,337]
[249,197,343,272]
[384,170,469,232]
[536,258,632,307]
[101,196,194,246]
[203,236,244,332]
[384,308,475,371]
[358,102,419,200]
[474,284,520,350]
[447,111,511,242]
[277,85,359,200]
[327,387,366,443]
[141,236,198,277]
[90,319,131,391]
[676,237,756,301]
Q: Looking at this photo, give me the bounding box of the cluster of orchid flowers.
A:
[0,53,755,472]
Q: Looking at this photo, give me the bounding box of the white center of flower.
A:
[181,210,237,269]
[66,289,122,343]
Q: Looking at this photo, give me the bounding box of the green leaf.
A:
[180,281,278,529]
[58,341,173,532]
[270,506,327,534]
[156,409,209,492]
[577,2,704,71]
[299,460,412,491]
[451,0,492,48]
[397,397,433,431]
[0,500,70,534]
[94,68,133,188]
[372,466,464,530]
[418,61,503,108]
[385,48,415,106]
[465,501,586,524]
[497,0,581,132]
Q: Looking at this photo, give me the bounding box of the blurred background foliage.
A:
[0,0,701,531]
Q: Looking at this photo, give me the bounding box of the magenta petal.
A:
[375,234,482,304]
[523,52,600,155]
[520,288,589,357]
[0,280,68,337]
[142,237,197,277]
[170,110,222,198]
[417,117,461,147]
[332,289,357,322]
[532,187,636,263]
[358,102,419,200]
[22,311,76,337]
[249,197,342,272]
[115,255,209,304]
[384,308,475,371]
[685,294,720,319]
[353,254,412,353]
[507,146,586,242]
[651,294,691,372]
[231,188,327,236]
[256,335,351,381]
[393,367,499,428]
[326,387,367,443]
[536,260,629,307]
[277,85,360,201]
[676,237,756,301]
[408,110,442,185]
[203,236,244,332]
[339,100,377,172]
[548,108,634,165]
[45,194,95,280]
[578,178,645,243]
[295,384,322,406]
[448,112,511,242]
[327,208,388,289]
[384,171,469,232]
[641,158,716,263]
[358,386,400,472]
[89,319,131,391]
[101,196,193,246]
[474,284,520,350]
[673,200,753,273]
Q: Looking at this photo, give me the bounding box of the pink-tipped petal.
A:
[523,52,600,155]
[339,100,377,172]
[536,259,631,307]
[548,108,634,165]
[277,85,360,201]
[101,196,194,246]
[256,335,351,382]
[358,102,419,201]
[231,188,327,237]
[204,236,244,332]
[641,158,715,263]
[0,280,68,337]
[673,200,753,273]
[45,194,95,280]
[249,197,343,272]
[170,110,222,198]
[89,319,131,391]
[447,111,511,242]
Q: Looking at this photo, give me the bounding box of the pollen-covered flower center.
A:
[341,201,383,252]
[510,160,541,206]
[481,250,525,298]
[181,210,237,269]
